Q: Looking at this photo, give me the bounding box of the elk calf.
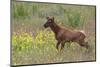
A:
[44,16,89,51]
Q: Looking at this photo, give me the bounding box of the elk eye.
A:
[49,20,52,22]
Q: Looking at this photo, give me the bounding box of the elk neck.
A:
[50,22,60,35]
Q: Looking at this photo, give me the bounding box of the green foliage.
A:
[12,30,95,65]
[12,30,55,51]
[12,1,95,29]
[12,32,33,51]
[32,4,39,15]
[66,11,84,28]
[12,2,29,18]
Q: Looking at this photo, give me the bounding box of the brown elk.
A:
[44,16,89,51]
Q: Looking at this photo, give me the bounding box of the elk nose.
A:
[44,24,46,28]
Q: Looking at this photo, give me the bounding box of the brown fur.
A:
[44,16,89,51]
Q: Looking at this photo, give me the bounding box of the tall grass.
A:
[12,30,95,65]
[12,1,95,30]
[66,11,84,28]
[12,2,28,18]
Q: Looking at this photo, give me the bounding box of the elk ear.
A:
[46,17,49,19]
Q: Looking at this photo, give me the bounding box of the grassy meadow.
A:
[11,1,96,65]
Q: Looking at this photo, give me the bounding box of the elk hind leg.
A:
[56,41,61,50]
[79,41,89,49]
[60,41,65,51]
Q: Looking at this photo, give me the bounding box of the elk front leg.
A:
[56,41,60,50]
[60,41,65,51]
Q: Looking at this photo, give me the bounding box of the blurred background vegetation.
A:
[11,1,96,65]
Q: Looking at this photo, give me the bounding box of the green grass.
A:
[11,1,96,65]
[12,1,95,31]
[12,30,95,65]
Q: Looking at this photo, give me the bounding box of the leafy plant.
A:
[66,11,84,28]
